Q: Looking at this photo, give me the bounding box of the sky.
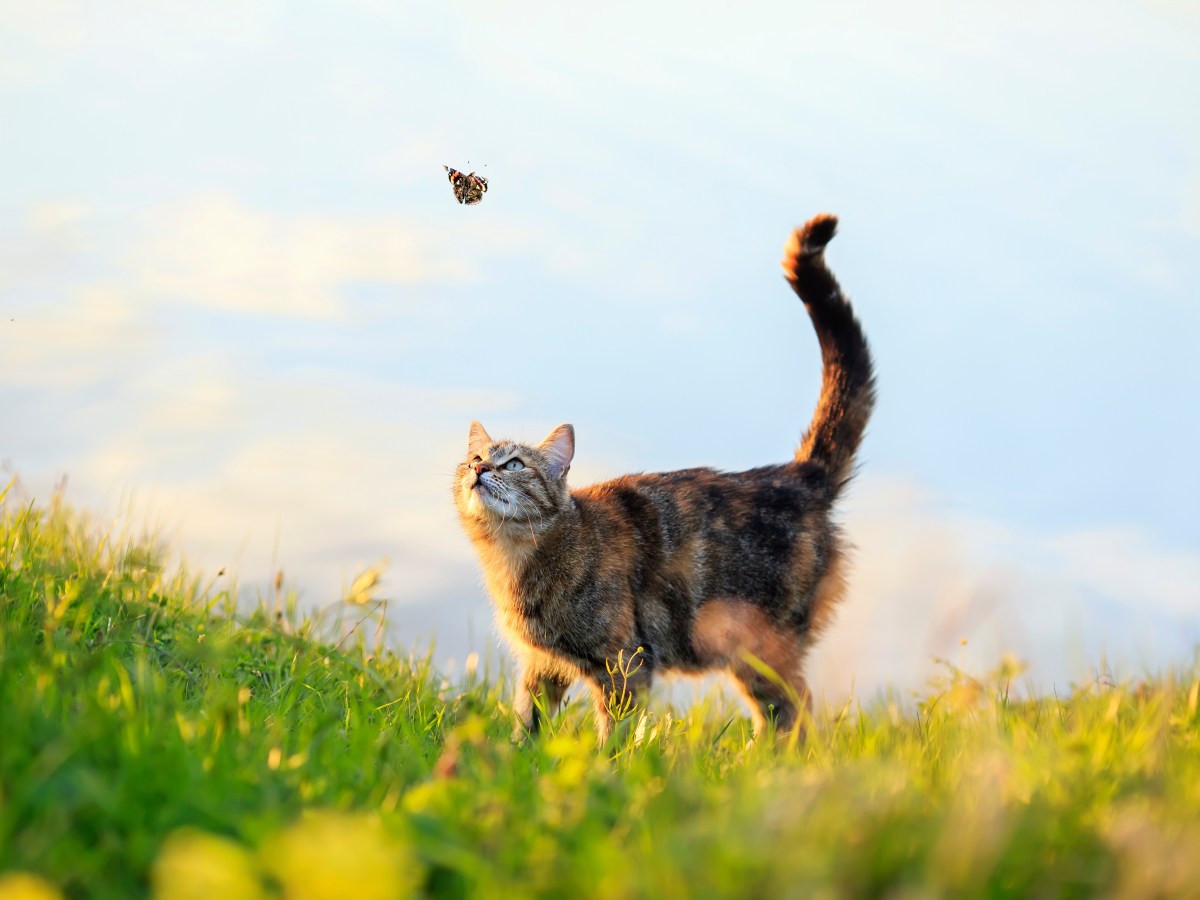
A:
[2,0,1198,704]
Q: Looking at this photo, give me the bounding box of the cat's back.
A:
[572,461,836,600]
[575,460,829,527]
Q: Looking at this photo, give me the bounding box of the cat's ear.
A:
[538,424,575,480]
[468,420,492,457]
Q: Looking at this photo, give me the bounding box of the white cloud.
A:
[0,190,543,402]
[3,190,543,328]
[0,1,280,83]
[0,3,87,81]
[1,285,154,389]
[25,200,91,232]
[0,201,91,294]
[35,371,524,608]
[809,476,1200,701]
[130,193,470,318]
[1047,528,1200,620]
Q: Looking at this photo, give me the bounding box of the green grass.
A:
[3,484,1199,899]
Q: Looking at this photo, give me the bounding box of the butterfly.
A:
[444,165,489,205]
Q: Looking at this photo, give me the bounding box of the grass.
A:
[2,483,1199,899]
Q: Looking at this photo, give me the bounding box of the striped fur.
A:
[454,214,875,741]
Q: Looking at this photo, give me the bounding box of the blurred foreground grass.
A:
[2,484,1199,899]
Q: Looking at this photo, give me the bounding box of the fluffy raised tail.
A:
[782,213,876,495]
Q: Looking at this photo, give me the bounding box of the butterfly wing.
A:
[463,172,488,205]
[444,165,468,204]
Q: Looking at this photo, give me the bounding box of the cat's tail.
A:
[782,213,876,497]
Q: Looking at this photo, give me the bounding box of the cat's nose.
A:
[474,461,492,476]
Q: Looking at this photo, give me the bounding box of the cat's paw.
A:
[782,213,839,274]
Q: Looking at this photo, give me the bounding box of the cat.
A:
[453,213,875,742]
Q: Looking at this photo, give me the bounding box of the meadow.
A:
[2,482,1199,899]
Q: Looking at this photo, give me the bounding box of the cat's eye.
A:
[470,455,482,466]
[504,458,525,472]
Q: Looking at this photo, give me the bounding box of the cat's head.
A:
[454,420,575,533]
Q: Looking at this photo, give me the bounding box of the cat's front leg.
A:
[512,662,572,741]
[587,679,648,745]
[591,687,614,745]
[588,649,654,745]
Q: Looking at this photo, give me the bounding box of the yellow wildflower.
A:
[151,829,264,900]
[261,812,421,900]
[0,872,63,900]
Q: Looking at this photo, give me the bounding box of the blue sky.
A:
[3,1,1198,699]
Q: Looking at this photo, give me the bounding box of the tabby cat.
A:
[454,213,875,741]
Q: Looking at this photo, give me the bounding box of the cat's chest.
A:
[487,574,550,644]
[474,536,601,657]
[484,570,595,666]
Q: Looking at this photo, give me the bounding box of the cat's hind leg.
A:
[693,599,813,738]
[730,658,812,738]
